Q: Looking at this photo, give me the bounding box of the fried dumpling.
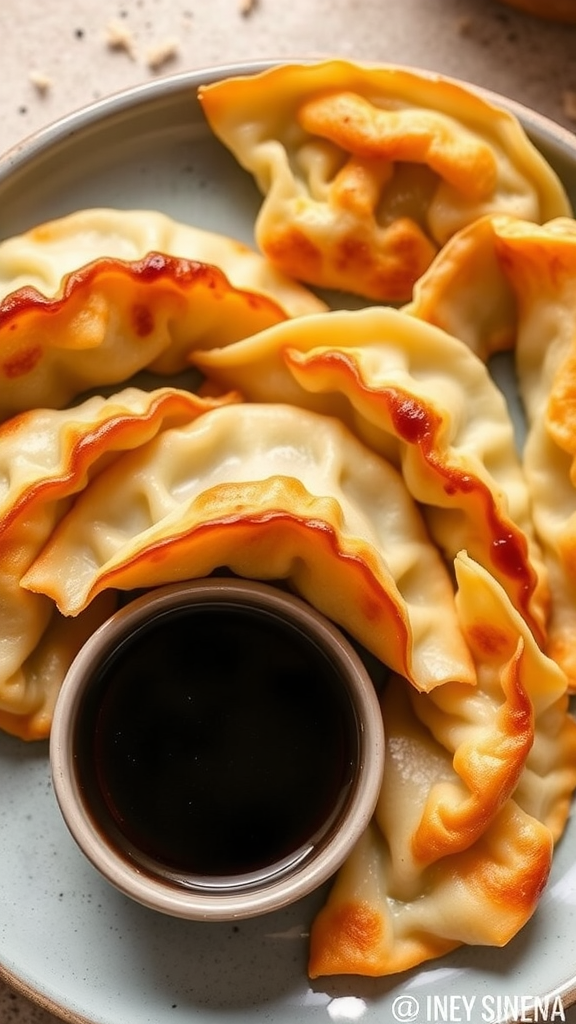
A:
[193,306,549,642]
[406,552,573,861]
[0,253,287,422]
[22,402,475,694]
[404,212,519,360]
[407,214,576,686]
[199,60,571,302]
[0,386,232,739]
[308,553,576,978]
[0,596,118,742]
[0,207,326,318]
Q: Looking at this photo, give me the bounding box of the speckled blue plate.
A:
[0,63,575,1024]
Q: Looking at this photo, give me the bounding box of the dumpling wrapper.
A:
[404,212,519,360]
[308,553,576,978]
[407,214,576,686]
[0,207,325,318]
[193,306,549,643]
[199,59,571,302]
[0,596,118,742]
[22,402,476,694]
[0,386,234,739]
[0,252,289,421]
[406,552,572,862]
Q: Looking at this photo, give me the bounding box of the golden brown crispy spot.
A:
[471,821,552,921]
[285,347,543,640]
[308,901,385,977]
[0,253,288,419]
[547,352,576,452]
[2,344,42,378]
[411,648,534,864]
[331,156,393,216]
[263,225,323,280]
[298,91,498,201]
[263,218,435,302]
[466,622,515,659]
[132,302,154,337]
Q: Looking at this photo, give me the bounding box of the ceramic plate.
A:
[1,62,576,1024]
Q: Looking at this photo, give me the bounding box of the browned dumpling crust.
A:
[0,207,326,317]
[0,387,236,739]
[0,207,326,421]
[192,306,550,644]
[199,60,571,302]
[0,61,575,980]
[407,214,576,690]
[20,401,476,695]
[308,554,576,977]
[0,254,286,420]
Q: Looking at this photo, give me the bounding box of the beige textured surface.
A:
[1,0,576,154]
[0,0,576,1021]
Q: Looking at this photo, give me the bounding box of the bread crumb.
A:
[29,71,52,94]
[563,89,576,122]
[105,19,136,59]
[239,0,258,14]
[146,39,179,72]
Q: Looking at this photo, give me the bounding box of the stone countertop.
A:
[1,0,576,153]
[0,0,575,1021]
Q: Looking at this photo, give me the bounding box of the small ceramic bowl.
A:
[50,577,385,921]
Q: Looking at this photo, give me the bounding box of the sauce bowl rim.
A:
[50,577,386,921]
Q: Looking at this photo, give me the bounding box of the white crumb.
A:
[29,71,52,94]
[105,19,136,59]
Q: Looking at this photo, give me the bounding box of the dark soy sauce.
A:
[78,604,358,878]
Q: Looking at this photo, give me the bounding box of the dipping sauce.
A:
[75,603,359,882]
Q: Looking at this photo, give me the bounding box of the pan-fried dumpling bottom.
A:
[309,798,550,978]
[198,60,571,302]
[0,207,326,318]
[193,306,549,642]
[22,403,475,694]
[0,253,289,422]
[308,554,576,978]
[407,215,576,686]
[0,386,232,740]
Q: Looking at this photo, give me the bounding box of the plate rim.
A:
[2,58,576,186]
